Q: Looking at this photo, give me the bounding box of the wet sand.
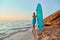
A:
[0,28,34,40]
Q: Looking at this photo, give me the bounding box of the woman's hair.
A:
[33,12,35,14]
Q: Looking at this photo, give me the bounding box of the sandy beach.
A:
[0,27,34,40]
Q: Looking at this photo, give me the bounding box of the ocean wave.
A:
[0,21,31,38]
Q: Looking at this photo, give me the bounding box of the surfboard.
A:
[36,3,44,31]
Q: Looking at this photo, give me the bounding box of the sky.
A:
[0,0,60,21]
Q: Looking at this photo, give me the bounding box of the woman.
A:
[32,12,36,32]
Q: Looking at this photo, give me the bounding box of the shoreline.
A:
[0,27,32,40]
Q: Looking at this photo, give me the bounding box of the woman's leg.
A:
[33,24,35,30]
[32,24,35,32]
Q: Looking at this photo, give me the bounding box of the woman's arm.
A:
[32,15,34,17]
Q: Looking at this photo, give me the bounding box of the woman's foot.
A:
[32,29,35,33]
[32,30,33,33]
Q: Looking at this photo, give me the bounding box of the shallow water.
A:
[0,20,31,37]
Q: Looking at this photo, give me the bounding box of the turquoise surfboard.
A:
[36,3,44,31]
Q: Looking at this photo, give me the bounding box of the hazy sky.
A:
[0,0,60,21]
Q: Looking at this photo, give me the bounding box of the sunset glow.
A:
[0,0,60,21]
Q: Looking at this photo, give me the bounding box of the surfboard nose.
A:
[36,3,42,11]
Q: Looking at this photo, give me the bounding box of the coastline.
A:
[0,27,33,40]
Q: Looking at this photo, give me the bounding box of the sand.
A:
[1,28,34,40]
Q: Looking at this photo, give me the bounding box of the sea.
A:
[0,20,32,37]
